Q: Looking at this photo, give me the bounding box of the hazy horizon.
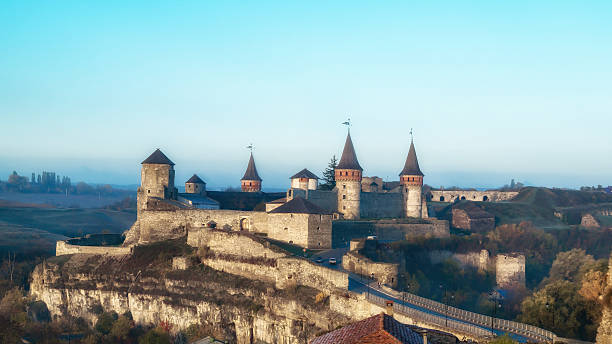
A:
[1,1,611,190]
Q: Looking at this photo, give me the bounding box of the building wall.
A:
[429,250,490,272]
[267,213,310,247]
[496,254,526,288]
[581,214,601,228]
[430,191,518,203]
[185,182,205,195]
[307,214,333,249]
[452,209,495,232]
[290,178,317,190]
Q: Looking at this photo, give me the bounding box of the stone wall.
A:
[342,251,399,287]
[134,207,331,249]
[56,241,132,256]
[496,253,526,288]
[332,219,449,246]
[451,208,495,232]
[429,190,518,203]
[360,192,403,218]
[581,213,601,228]
[188,228,347,292]
[288,189,337,213]
[429,250,490,272]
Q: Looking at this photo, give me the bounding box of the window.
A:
[284,227,288,231]
[343,184,346,189]
[342,195,346,199]
[316,226,320,230]
[148,190,150,194]
[318,242,321,246]
[343,206,346,210]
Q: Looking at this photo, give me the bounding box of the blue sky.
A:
[1,1,611,190]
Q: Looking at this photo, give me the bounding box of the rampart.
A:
[429,190,518,203]
[333,219,449,245]
[187,227,348,292]
[56,241,132,256]
[342,251,399,287]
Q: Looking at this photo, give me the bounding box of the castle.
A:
[131,130,516,249]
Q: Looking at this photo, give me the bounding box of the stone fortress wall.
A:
[429,249,490,272]
[496,253,526,288]
[187,227,348,292]
[135,207,332,249]
[56,241,132,256]
[429,190,518,203]
[342,251,399,287]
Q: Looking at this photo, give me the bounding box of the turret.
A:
[137,149,177,216]
[399,140,424,218]
[185,174,206,196]
[290,168,319,190]
[241,152,262,192]
[335,132,362,219]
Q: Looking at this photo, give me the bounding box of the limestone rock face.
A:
[30,251,349,344]
[596,254,612,344]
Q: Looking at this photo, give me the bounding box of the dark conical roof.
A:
[142,149,175,165]
[186,174,205,184]
[241,153,262,181]
[336,132,362,170]
[269,197,330,214]
[399,141,423,176]
[290,168,319,180]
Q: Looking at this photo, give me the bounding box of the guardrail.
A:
[366,293,494,338]
[376,284,554,342]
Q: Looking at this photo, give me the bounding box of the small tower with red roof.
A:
[241,152,262,192]
[335,131,363,219]
[399,138,424,217]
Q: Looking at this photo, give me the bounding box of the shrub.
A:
[139,327,171,344]
[95,311,118,335]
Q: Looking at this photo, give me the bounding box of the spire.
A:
[399,140,423,176]
[337,132,363,170]
[241,153,262,181]
[142,148,174,166]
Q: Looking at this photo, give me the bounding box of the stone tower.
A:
[335,132,362,219]
[185,174,206,196]
[399,140,424,218]
[241,152,262,192]
[137,149,177,216]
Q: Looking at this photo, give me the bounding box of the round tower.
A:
[137,148,177,216]
[335,132,362,219]
[399,140,424,218]
[241,152,262,192]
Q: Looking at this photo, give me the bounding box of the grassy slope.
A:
[0,205,136,255]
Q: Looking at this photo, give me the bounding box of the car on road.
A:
[329,257,337,265]
[315,257,323,263]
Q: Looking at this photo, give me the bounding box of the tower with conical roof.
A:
[137,148,178,215]
[185,174,206,196]
[399,140,424,217]
[335,132,363,219]
[241,152,262,192]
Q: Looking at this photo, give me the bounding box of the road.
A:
[310,247,546,343]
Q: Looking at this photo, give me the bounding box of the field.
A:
[0,202,136,256]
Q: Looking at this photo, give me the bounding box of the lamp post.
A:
[491,292,502,332]
[439,284,448,327]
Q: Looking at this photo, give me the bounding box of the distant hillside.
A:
[435,187,612,229]
[511,187,612,208]
[0,205,136,256]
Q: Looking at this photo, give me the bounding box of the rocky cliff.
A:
[30,239,350,343]
[596,253,612,343]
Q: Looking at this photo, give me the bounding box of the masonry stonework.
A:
[496,253,526,288]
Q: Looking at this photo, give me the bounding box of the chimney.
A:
[385,300,394,316]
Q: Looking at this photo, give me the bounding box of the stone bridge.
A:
[428,190,519,203]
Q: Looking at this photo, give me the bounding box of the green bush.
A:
[138,327,171,344]
[95,311,118,335]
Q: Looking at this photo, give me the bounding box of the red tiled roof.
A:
[311,313,422,344]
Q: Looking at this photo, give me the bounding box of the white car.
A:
[329,258,337,265]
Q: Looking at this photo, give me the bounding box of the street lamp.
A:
[439,284,448,327]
